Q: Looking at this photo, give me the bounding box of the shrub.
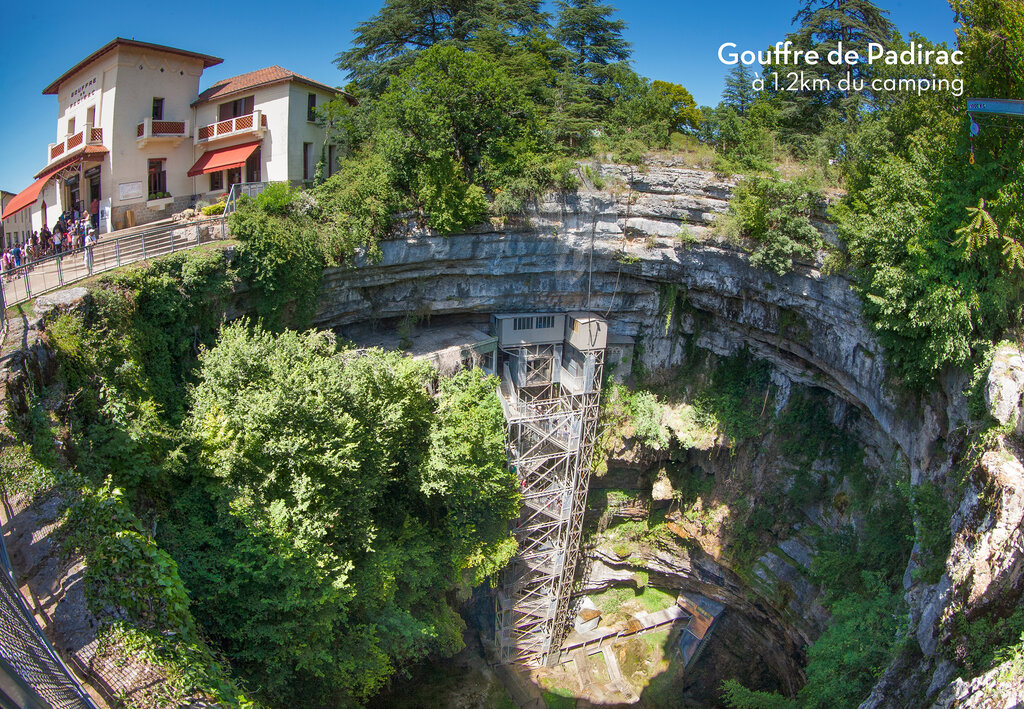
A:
[909,481,952,584]
[229,202,324,329]
[253,182,297,216]
[720,176,824,275]
[631,390,669,449]
[201,202,226,216]
[315,152,402,264]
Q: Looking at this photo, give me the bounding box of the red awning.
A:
[188,140,261,177]
[5,146,109,220]
[2,174,52,220]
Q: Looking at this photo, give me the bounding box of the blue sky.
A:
[0,0,957,192]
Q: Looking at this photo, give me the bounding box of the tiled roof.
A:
[194,66,356,106]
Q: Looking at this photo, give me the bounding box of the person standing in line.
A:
[90,197,99,230]
[83,228,96,274]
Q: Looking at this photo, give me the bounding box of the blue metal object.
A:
[967,98,1024,117]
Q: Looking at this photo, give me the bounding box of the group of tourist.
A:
[1,205,100,282]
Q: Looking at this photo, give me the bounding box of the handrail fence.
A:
[223,181,268,217]
[0,215,229,327]
[0,508,98,708]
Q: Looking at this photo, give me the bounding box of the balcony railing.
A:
[47,124,104,163]
[136,118,190,147]
[195,110,266,144]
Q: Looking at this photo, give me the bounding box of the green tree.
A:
[722,176,823,274]
[792,0,897,61]
[373,45,541,231]
[651,80,703,134]
[229,198,324,329]
[173,322,517,705]
[834,0,1024,385]
[771,0,897,142]
[423,368,520,584]
[336,0,549,95]
[554,0,631,81]
[721,64,757,116]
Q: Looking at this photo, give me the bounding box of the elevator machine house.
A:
[493,312,607,666]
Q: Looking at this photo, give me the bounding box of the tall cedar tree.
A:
[775,0,897,134]
[336,0,548,95]
[721,64,757,116]
[554,0,631,79]
[550,0,632,142]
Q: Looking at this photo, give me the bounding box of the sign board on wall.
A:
[98,198,112,235]
[118,181,144,201]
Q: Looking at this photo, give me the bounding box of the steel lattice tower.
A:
[494,314,606,667]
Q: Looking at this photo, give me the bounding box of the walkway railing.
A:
[223,181,268,217]
[0,516,98,708]
[0,216,229,318]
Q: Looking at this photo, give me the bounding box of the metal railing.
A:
[0,215,228,312]
[223,181,268,217]
[0,519,97,708]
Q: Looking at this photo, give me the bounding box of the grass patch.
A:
[4,300,35,321]
[592,587,637,616]
[0,443,56,497]
[590,585,677,617]
[541,686,576,709]
[637,587,677,613]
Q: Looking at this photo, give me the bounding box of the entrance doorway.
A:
[66,175,80,216]
[85,165,101,205]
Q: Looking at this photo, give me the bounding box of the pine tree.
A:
[791,0,897,109]
[769,0,897,144]
[721,64,757,116]
[554,0,631,79]
[336,0,549,95]
[793,0,897,54]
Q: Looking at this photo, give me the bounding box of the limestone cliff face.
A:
[312,159,1023,707]
[314,161,951,477]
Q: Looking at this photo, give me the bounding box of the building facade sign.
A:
[118,181,144,201]
[68,76,98,109]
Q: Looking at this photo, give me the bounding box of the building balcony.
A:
[47,123,103,164]
[136,118,190,148]
[195,110,266,145]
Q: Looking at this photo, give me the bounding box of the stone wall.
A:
[110,194,192,230]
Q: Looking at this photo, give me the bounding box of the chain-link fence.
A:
[0,530,97,708]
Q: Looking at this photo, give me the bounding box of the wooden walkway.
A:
[552,604,688,665]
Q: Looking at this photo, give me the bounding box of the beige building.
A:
[1,190,32,247]
[1,38,353,233]
[189,66,351,198]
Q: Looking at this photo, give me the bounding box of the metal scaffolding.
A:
[494,318,605,667]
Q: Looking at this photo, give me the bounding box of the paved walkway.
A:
[2,217,226,308]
